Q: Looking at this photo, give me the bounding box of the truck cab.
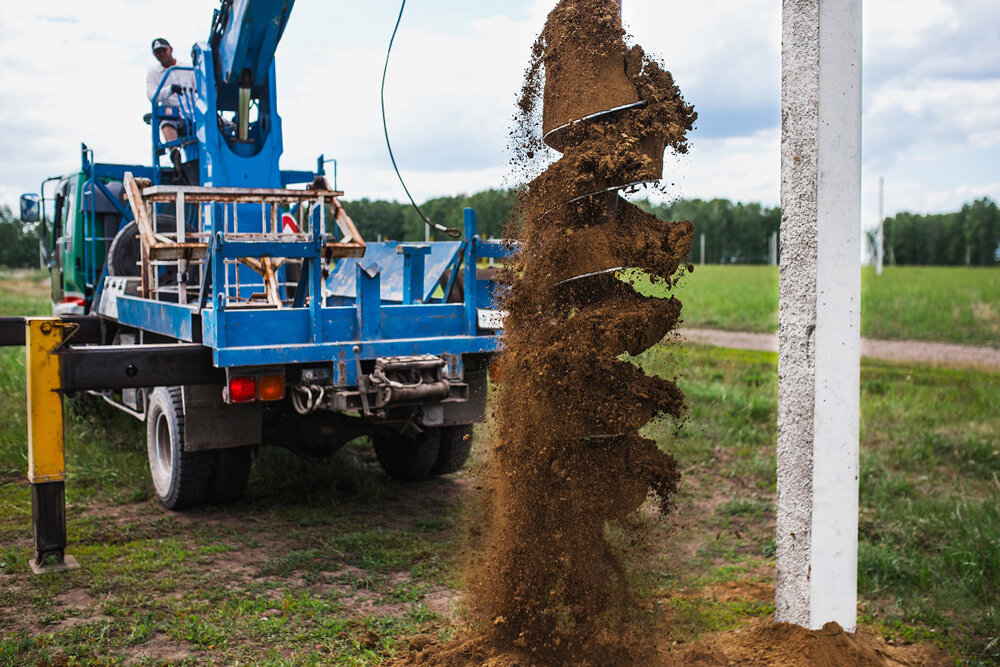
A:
[26,162,133,316]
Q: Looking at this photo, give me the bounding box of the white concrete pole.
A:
[700,233,706,265]
[876,177,884,275]
[777,0,862,632]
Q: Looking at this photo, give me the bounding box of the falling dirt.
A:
[463,0,696,662]
[399,1,694,665]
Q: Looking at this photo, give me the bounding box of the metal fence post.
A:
[25,318,78,574]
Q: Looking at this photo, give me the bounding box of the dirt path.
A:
[680,328,1000,371]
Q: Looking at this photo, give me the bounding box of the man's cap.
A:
[151,38,171,53]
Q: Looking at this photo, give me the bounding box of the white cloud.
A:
[0,0,996,221]
[662,129,781,206]
[865,0,960,52]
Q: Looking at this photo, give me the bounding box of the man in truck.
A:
[146,38,196,172]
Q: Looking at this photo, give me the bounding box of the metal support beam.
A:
[398,244,431,305]
[25,318,78,574]
[59,344,223,391]
[356,262,382,341]
[0,316,102,348]
[463,209,478,336]
[777,0,862,631]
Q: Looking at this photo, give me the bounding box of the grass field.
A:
[0,274,997,665]
[670,265,1000,348]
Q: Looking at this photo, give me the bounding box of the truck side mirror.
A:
[20,194,40,223]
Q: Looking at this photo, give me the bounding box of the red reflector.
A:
[60,296,86,306]
[229,376,256,403]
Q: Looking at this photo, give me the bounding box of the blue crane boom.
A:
[211,0,296,89]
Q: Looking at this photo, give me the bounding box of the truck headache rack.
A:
[121,172,365,307]
[98,191,512,370]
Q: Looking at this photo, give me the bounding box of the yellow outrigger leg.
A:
[25,318,78,574]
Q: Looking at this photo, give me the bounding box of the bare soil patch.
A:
[681,328,1000,371]
[124,633,193,664]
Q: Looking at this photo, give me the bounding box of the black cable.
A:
[381,0,462,239]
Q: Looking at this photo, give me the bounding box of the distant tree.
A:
[0,205,40,268]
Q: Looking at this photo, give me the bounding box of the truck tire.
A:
[372,429,441,483]
[109,216,188,278]
[206,446,253,505]
[146,386,211,510]
[430,425,474,476]
[108,221,142,277]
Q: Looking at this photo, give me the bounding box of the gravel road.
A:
[680,328,1000,372]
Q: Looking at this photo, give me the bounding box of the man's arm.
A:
[146,68,163,103]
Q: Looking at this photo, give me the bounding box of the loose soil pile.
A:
[394,1,947,665]
[656,620,949,666]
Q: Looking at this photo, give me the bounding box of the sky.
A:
[0,0,997,233]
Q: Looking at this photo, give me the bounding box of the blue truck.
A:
[8,0,511,568]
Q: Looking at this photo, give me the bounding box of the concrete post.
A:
[876,177,884,275]
[700,233,706,265]
[777,0,862,632]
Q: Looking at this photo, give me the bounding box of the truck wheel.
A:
[147,387,211,510]
[206,447,253,505]
[108,221,142,277]
[372,429,441,483]
[430,425,474,476]
[109,216,187,278]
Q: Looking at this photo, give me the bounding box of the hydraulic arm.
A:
[209,0,296,143]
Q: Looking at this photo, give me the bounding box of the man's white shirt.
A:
[146,62,197,106]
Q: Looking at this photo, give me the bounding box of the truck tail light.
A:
[258,374,285,401]
[228,376,256,403]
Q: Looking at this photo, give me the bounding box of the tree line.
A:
[343,190,515,243]
[345,193,784,265]
[638,198,781,265]
[2,195,996,268]
[878,198,999,267]
[0,205,41,268]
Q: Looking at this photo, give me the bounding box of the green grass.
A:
[663,265,1000,347]
[672,265,780,333]
[639,345,1000,663]
[1,275,997,664]
[860,266,1000,347]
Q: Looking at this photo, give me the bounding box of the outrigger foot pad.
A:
[29,554,79,576]
[29,481,78,575]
